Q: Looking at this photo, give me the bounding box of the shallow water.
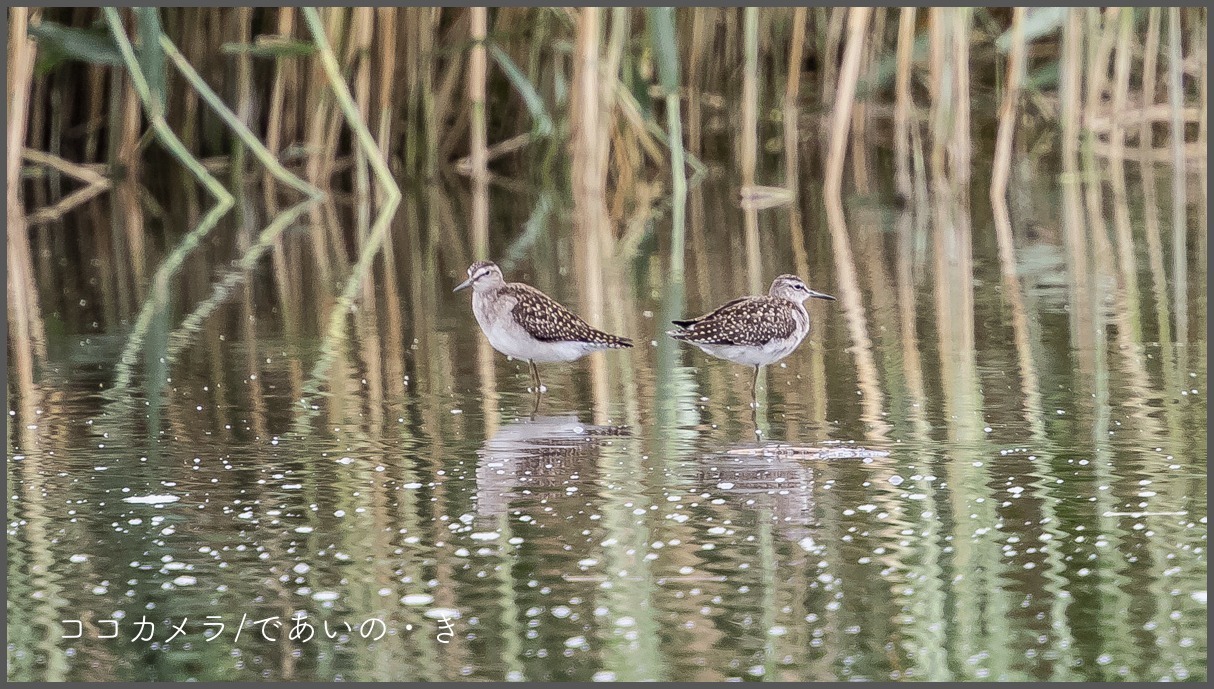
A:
[7,155,1207,680]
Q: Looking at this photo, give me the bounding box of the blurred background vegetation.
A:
[5,5,1208,388]
[8,6,1206,204]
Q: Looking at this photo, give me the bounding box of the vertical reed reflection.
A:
[930,182,1010,679]
[7,208,44,397]
[991,176,1078,677]
[1109,156,1144,342]
[822,200,887,438]
[1060,165,1096,364]
[10,389,68,681]
[890,202,951,679]
[1085,242,1139,677]
[7,11,68,644]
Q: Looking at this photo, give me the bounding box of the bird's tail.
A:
[597,332,633,348]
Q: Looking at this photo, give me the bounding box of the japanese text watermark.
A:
[61,611,456,644]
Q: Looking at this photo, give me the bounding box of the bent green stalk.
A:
[159,35,324,199]
[302,6,401,203]
[102,7,233,209]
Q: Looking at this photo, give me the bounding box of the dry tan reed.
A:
[892,7,916,200]
[8,7,48,388]
[468,7,489,258]
[823,7,869,206]
[991,7,1025,203]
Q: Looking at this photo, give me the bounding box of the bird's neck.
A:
[790,300,810,335]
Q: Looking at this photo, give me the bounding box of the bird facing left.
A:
[454,261,633,394]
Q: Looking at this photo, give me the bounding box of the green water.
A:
[6,155,1207,680]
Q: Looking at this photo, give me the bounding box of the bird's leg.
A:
[751,365,760,407]
[529,361,542,394]
[527,361,542,415]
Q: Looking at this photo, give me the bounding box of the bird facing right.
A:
[667,275,836,397]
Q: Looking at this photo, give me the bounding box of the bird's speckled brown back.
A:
[504,283,632,347]
[669,296,799,345]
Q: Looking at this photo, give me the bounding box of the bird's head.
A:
[454,260,505,293]
[769,274,836,304]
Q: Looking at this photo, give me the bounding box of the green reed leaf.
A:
[489,43,553,138]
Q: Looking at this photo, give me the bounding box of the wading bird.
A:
[455,261,633,399]
[668,274,835,400]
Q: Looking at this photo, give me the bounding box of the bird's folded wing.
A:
[507,285,623,344]
[675,297,796,346]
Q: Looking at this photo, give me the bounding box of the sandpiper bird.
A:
[454,261,633,394]
[668,275,835,397]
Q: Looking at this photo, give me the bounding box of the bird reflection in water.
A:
[693,447,817,543]
[694,443,890,544]
[474,415,889,548]
[474,415,629,520]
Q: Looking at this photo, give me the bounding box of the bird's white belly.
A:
[472,293,591,363]
[693,337,801,367]
[489,328,591,363]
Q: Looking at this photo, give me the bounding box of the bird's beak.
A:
[453,276,474,293]
[809,290,836,301]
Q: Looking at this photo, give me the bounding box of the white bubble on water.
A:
[122,495,179,505]
[565,635,586,649]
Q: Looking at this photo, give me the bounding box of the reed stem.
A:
[784,6,807,193]
[991,7,1025,203]
[7,6,48,381]
[1141,8,1162,152]
[1059,9,1084,173]
[741,6,759,189]
[893,7,916,200]
[468,6,490,259]
[1109,7,1133,160]
[301,6,400,202]
[823,7,870,205]
[949,8,972,190]
[648,6,688,281]
[103,7,233,208]
[160,35,322,199]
